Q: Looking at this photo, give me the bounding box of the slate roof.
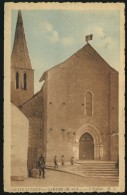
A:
[11,10,32,69]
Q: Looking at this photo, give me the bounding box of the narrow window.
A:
[16,72,19,89]
[86,92,92,116]
[23,72,27,90]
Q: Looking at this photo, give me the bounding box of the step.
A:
[78,171,119,177]
[68,170,118,175]
[76,161,116,163]
[79,164,116,166]
[77,163,116,166]
[83,173,118,176]
[80,167,116,170]
[82,170,118,173]
[70,162,119,178]
[79,166,116,168]
[47,161,119,180]
[79,163,116,165]
[77,167,118,170]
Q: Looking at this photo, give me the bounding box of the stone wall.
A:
[42,44,118,162]
[20,90,44,169]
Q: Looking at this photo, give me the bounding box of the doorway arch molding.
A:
[76,123,102,145]
[74,123,103,160]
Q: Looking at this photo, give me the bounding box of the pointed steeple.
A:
[11,10,34,107]
[11,10,32,69]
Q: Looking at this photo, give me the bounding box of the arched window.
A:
[86,92,92,116]
[23,72,27,90]
[16,72,19,89]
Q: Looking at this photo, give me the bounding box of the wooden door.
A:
[79,133,94,160]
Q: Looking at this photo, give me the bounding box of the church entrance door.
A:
[79,132,94,160]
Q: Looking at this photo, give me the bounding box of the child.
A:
[61,155,64,166]
[54,155,58,168]
[71,157,74,165]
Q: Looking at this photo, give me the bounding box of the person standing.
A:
[71,157,74,165]
[54,156,58,168]
[61,155,64,166]
[37,154,45,179]
[115,156,119,175]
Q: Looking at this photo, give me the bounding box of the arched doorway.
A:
[79,132,94,160]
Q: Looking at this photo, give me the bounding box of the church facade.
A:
[39,43,118,162]
[11,11,118,174]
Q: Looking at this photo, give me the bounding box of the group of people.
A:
[35,154,119,179]
[54,155,74,168]
[36,154,74,178]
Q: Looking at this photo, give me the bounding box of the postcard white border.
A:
[4,2,125,192]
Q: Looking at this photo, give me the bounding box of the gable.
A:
[40,43,118,82]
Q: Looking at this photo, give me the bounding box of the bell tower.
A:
[11,10,34,106]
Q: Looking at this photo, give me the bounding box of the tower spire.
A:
[11,10,32,69]
[11,10,34,107]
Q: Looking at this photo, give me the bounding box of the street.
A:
[11,169,118,187]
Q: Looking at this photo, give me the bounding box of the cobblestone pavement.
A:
[11,169,118,187]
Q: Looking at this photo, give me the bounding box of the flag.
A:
[85,34,93,42]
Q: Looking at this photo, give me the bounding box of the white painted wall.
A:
[11,103,29,180]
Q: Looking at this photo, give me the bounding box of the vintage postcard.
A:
[4,2,125,192]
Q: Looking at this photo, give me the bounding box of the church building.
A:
[11,10,118,175]
[39,42,118,162]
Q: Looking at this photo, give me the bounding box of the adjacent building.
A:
[11,103,29,180]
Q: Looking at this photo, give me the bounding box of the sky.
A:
[11,9,120,93]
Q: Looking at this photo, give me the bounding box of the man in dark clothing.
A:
[37,154,45,179]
